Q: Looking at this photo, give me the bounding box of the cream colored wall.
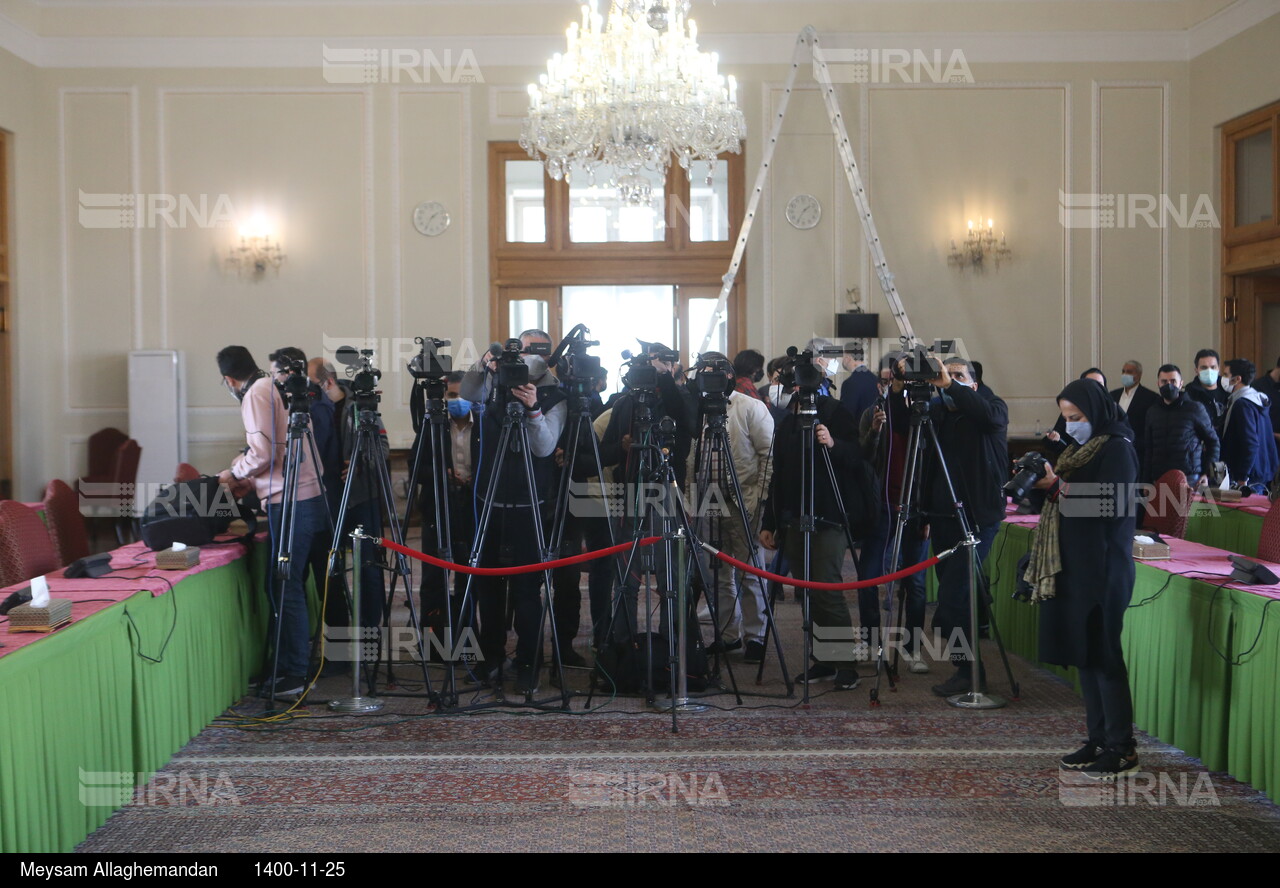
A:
[0,10,1274,495]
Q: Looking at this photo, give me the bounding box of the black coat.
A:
[760,395,864,533]
[1037,436,1138,669]
[599,374,698,487]
[1142,394,1219,483]
[891,382,1009,527]
[1109,385,1161,451]
[1185,379,1229,435]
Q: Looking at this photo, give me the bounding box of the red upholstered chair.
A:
[0,500,61,589]
[112,439,142,544]
[1256,502,1280,563]
[174,463,200,483]
[42,479,91,566]
[81,427,128,487]
[1143,469,1191,539]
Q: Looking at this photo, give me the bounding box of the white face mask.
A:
[522,354,548,381]
[824,360,838,378]
[1065,419,1093,445]
[1220,376,1235,394]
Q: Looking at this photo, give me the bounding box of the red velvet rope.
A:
[708,547,942,591]
[378,536,662,576]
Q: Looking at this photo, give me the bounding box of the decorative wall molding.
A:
[57,86,138,413]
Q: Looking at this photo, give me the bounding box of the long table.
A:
[0,539,268,853]
[982,514,1280,801]
[1183,496,1270,558]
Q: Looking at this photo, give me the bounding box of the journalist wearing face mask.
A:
[1024,378,1140,780]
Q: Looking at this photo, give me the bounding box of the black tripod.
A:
[264,369,333,706]
[454,393,571,710]
[786,387,866,705]
[690,392,793,698]
[868,385,1018,708]
[328,362,433,700]
[594,416,709,731]
[400,362,466,706]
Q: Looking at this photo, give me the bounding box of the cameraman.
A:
[599,340,699,489]
[411,370,480,659]
[463,329,568,693]
[888,356,1008,697]
[689,352,775,663]
[758,351,867,691]
[216,345,326,700]
[316,359,390,633]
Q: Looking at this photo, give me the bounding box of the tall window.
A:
[489,142,745,382]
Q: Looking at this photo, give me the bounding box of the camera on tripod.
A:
[622,344,677,391]
[692,353,736,400]
[270,356,311,413]
[1004,451,1049,500]
[408,337,451,380]
[336,345,382,410]
[551,324,603,397]
[778,346,836,396]
[494,338,551,391]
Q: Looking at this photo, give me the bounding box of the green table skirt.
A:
[983,522,1278,800]
[0,549,267,853]
[1184,502,1263,558]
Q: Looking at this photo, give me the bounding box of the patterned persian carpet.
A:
[78,594,1280,853]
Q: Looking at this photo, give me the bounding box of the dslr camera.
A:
[1005,451,1049,501]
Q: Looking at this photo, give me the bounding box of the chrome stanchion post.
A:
[947,535,1007,710]
[330,526,385,715]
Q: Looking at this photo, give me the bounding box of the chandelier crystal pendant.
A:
[520,0,746,206]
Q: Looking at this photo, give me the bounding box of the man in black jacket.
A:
[1142,365,1219,487]
[759,372,869,690]
[1185,349,1230,435]
[891,357,1008,696]
[1110,360,1161,454]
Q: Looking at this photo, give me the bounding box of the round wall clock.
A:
[413,201,451,236]
[786,193,822,230]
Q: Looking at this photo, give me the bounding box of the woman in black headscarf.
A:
[1024,378,1139,780]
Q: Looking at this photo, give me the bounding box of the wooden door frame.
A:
[0,129,11,500]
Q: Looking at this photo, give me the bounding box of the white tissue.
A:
[171,542,187,552]
[30,575,49,608]
[1134,535,1155,545]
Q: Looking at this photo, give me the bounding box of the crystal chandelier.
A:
[520,0,746,206]
[947,218,1012,272]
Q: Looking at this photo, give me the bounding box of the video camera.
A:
[408,336,451,381]
[885,340,954,386]
[692,353,736,400]
[550,324,604,398]
[778,345,840,396]
[336,345,382,409]
[621,343,677,391]
[268,351,311,415]
[493,338,551,391]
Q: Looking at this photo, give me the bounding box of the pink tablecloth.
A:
[0,534,263,659]
[1194,493,1272,519]
[1001,503,1280,601]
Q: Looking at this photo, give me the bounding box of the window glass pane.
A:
[562,285,675,394]
[508,299,549,337]
[568,164,665,243]
[687,160,729,242]
[687,297,727,367]
[505,160,546,243]
[1235,129,1274,227]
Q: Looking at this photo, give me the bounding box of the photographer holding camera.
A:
[888,356,1008,697]
[1025,378,1139,779]
[599,340,699,489]
[462,329,568,693]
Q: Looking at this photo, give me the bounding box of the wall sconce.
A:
[226,214,285,280]
[948,218,1012,271]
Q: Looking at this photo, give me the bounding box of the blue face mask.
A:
[1198,368,1217,387]
[1121,373,1135,388]
[1065,419,1092,445]
[447,398,472,418]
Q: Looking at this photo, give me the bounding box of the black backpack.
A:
[595,631,711,694]
[139,475,258,550]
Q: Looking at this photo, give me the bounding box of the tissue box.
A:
[1133,541,1171,560]
[156,547,200,570]
[8,598,73,632]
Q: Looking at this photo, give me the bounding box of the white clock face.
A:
[786,194,822,230]
[413,201,450,236]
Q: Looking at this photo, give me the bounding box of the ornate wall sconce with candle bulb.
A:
[225,213,285,280]
[948,217,1012,271]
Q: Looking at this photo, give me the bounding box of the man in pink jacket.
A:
[216,345,327,700]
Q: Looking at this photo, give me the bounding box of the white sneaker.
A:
[903,652,930,674]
